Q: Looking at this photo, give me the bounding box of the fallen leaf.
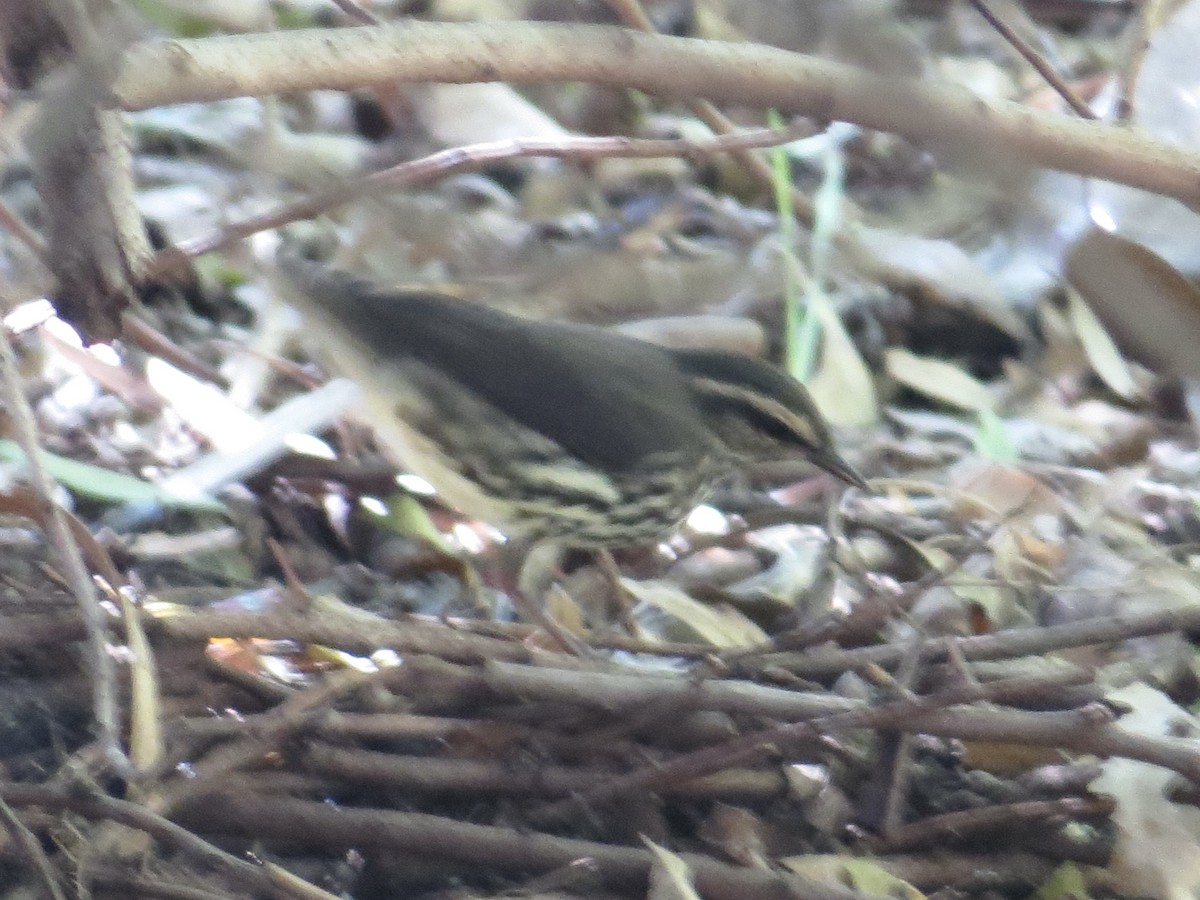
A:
[1066,287,1139,399]
[885,347,995,411]
[1065,227,1200,378]
[806,297,879,427]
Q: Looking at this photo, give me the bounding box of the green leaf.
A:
[1035,863,1090,900]
[768,109,813,381]
[973,409,1019,462]
[0,441,224,511]
[367,491,451,550]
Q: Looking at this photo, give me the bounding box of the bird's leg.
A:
[509,540,598,659]
[522,546,644,642]
[594,549,640,636]
[513,539,564,603]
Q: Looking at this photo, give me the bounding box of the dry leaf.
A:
[413,83,571,146]
[849,223,1029,340]
[1065,227,1200,378]
[1065,287,1140,399]
[885,347,995,411]
[947,461,1063,520]
[961,740,1066,775]
[723,525,831,616]
[624,579,769,648]
[697,804,769,869]
[1095,684,1200,900]
[782,856,926,899]
[644,838,702,900]
[806,300,879,427]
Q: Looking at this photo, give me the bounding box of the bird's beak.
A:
[811,446,869,491]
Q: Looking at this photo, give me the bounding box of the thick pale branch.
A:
[113,21,1200,207]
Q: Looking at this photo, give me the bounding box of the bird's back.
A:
[277,256,719,473]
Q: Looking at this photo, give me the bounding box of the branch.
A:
[113,21,1200,208]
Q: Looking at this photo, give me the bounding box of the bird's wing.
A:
[278,256,714,471]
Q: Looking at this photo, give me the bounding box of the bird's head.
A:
[669,348,867,489]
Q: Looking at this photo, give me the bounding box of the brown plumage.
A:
[277,254,864,546]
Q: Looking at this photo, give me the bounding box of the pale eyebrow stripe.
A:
[687,376,822,447]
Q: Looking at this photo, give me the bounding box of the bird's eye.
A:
[703,396,814,452]
[749,408,811,448]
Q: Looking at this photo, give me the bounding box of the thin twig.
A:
[0,782,282,899]
[872,796,1114,852]
[746,604,1200,678]
[0,795,66,900]
[107,582,163,773]
[967,0,1097,119]
[1112,0,1166,121]
[154,665,398,814]
[121,316,228,387]
[0,196,50,265]
[527,670,1087,825]
[175,791,872,900]
[326,0,378,26]
[0,310,124,771]
[112,22,1200,209]
[604,0,815,227]
[147,123,812,275]
[877,631,925,837]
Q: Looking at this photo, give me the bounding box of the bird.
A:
[275,251,865,551]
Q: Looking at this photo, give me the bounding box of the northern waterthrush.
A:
[276,254,864,548]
